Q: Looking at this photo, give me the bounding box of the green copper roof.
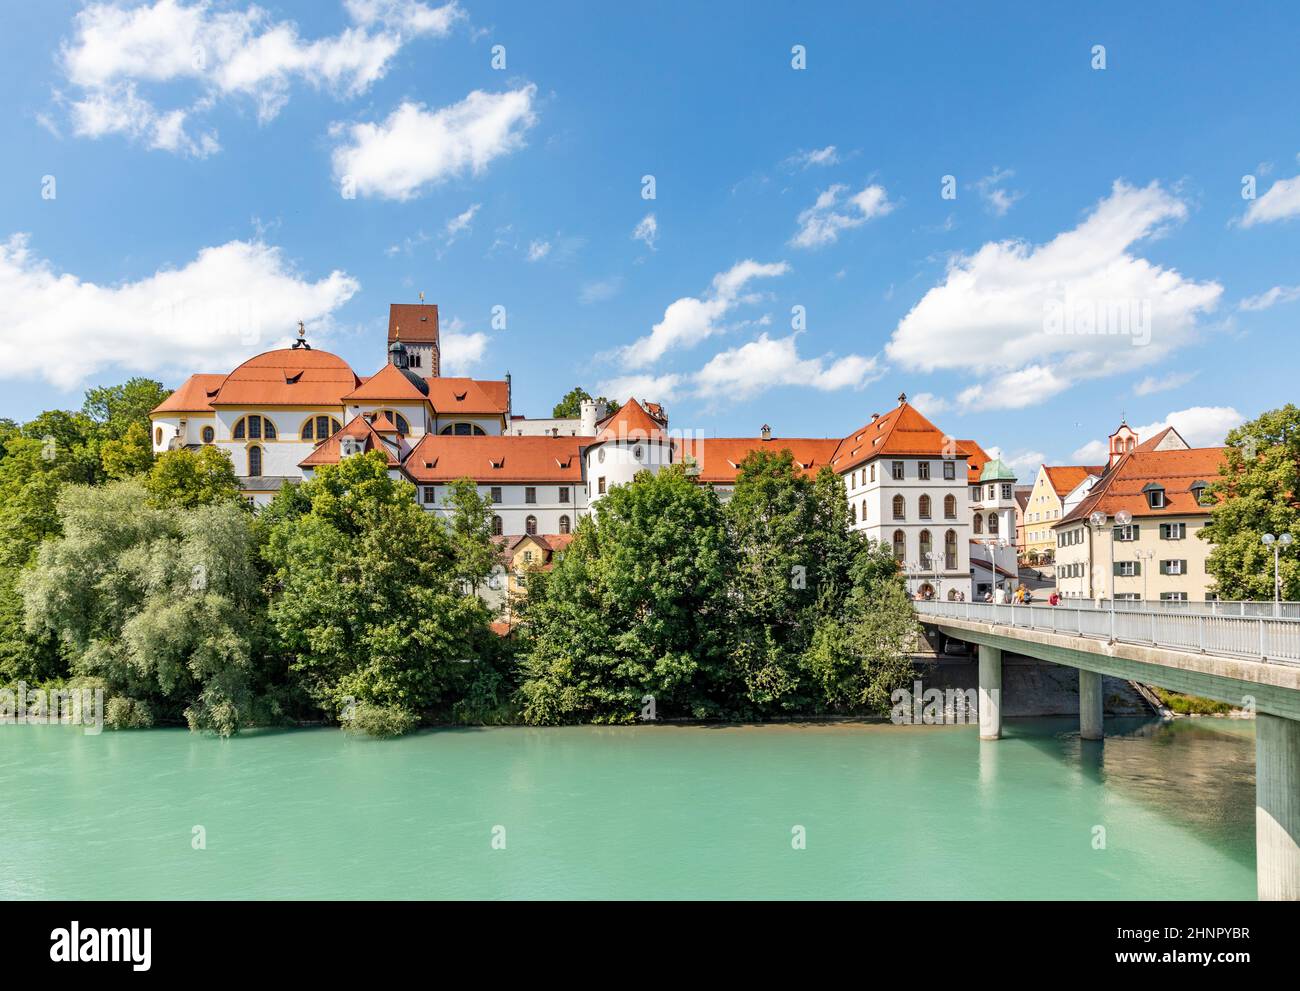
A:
[979,457,1016,482]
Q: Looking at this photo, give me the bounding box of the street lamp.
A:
[1261,532,1294,615]
[1134,548,1155,603]
[1090,509,1131,632]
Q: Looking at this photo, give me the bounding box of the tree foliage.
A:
[551,386,621,419]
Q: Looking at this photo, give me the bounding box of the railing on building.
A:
[915,599,1300,666]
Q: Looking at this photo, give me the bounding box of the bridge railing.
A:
[915,600,1300,666]
[1050,598,1300,619]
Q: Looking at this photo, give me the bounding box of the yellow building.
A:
[1021,464,1101,565]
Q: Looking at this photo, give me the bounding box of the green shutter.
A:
[1133,562,1141,576]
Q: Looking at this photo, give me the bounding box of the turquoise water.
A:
[0,717,1256,899]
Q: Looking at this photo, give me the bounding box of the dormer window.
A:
[1142,483,1166,509]
[1190,480,1210,505]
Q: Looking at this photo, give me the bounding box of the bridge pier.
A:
[1079,669,1104,741]
[1257,713,1300,901]
[978,645,1002,741]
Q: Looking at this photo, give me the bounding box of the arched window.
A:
[974,513,983,535]
[849,503,857,525]
[988,512,999,535]
[945,529,958,569]
[860,499,867,522]
[892,494,905,520]
[559,515,570,534]
[201,426,215,444]
[944,494,956,519]
[439,422,486,436]
[491,515,503,536]
[919,494,932,519]
[247,445,262,476]
[525,515,537,536]
[233,415,276,441]
[301,415,342,441]
[892,529,906,562]
[919,529,933,564]
[372,410,411,434]
[154,427,163,446]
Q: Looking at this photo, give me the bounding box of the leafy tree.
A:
[443,478,499,592]
[261,452,495,726]
[551,386,620,419]
[519,465,733,723]
[82,378,170,441]
[1201,405,1300,600]
[101,421,155,480]
[144,445,242,509]
[19,481,262,736]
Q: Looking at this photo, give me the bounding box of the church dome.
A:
[213,345,360,407]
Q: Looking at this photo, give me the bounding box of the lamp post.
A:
[1091,509,1131,635]
[1134,548,1155,603]
[1261,532,1293,616]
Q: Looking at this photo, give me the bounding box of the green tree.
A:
[551,386,620,419]
[101,421,155,479]
[1201,405,1300,600]
[82,378,170,441]
[443,478,500,592]
[144,445,242,509]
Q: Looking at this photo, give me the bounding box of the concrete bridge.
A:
[915,599,1300,901]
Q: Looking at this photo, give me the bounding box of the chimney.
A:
[760,424,772,441]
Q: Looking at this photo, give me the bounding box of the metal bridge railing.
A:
[915,600,1300,666]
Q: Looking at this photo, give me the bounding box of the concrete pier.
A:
[1079,669,1104,741]
[1256,713,1300,901]
[978,644,1002,741]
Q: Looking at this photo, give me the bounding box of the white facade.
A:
[417,480,586,536]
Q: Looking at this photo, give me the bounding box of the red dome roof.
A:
[212,346,360,407]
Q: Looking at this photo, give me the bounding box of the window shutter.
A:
[1113,562,1122,576]
[1159,560,1167,575]
[1133,562,1141,576]
[1180,559,1188,574]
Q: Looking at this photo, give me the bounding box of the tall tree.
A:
[1201,405,1300,599]
[144,446,242,509]
[551,386,621,419]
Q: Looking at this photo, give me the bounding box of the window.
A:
[918,461,930,480]
[372,410,411,434]
[974,514,983,535]
[892,495,905,520]
[892,530,906,562]
[523,551,534,564]
[986,484,995,500]
[1160,522,1186,540]
[598,449,606,463]
[439,422,486,436]
[300,415,342,441]
[870,464,876,483]
[491,515,503,536]
[525,487,537,504]
[1114,524,1139,541]
[988,513,998,535]
[860,499,867,522]
[1115,561,1139,577]
[943,461,955,481]
[409,352,421,369]
[490,486,502,503]
[559,487,569,504]
[891,461,904,481]
[233,415,276,440]
[1191,482,1210,506]
[1001,483,1012,500]
[919,494,932,519]
[919,530,932,564]
[525,515,537,535]
[598,476,606,495]
[1147,487,1165,509]
[945,529,957,569]
[559,515,570,534]
[944,494,957,519]
[1160,592,1189,602]
[247,445,262,476]
[1160,559,1187,576]
[422,486,436,505]
[201,426,215,444]
[154,427,163,446]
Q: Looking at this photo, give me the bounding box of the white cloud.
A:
[632,213,658,250]
[595,372,685,404]
[1134,370,1196,395]
[1239,284,1300,311]
[786,145,840,169]
[440,329,487,375]
[58,0,463,155]
[620,259,789,367]
[986,446,1045,479]
[887,180,1222,411]
[1071,405,1244,461]
[1241,173,1300,226]
[908,391,952,415]
[330,85,537,200]
[0,233,358,389]
[580,277,623,305]
[692,333,879,400]
[974,167,1023,216]
[526,239,551,262]
[441,203,480,247]
[790,183,894,248]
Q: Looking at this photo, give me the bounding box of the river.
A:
[0,716,1256,899]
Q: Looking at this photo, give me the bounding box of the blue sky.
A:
[2,0,1299,474]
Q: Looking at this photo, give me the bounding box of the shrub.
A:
[105,696,153,729]
[342,702,417,738]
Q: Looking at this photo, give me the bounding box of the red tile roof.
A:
[388,303,439,344]
[955,439,991,484]
[298,415,406,468]
[593,397,669,444]
[427,378,510,416]
[834,400,963,472]
[1044,465,1102,498]
[343,362,430,404]
[150,373,227,415]
[405,434,585,482]
[210,347,359,407]
[688,437,842,483]
[1059,447,1225,525]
